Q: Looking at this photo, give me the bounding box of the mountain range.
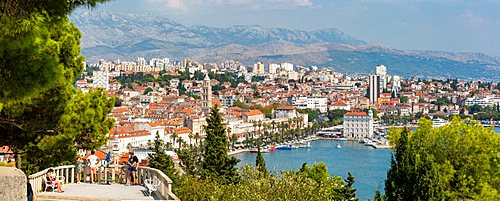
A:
[71,11,500,80]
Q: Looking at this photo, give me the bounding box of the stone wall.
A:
[0,167,27,201]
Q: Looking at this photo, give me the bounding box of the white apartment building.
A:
[92,70,109,90]
[464,96,500,107]
[281,62,294,71]
[375,65,387,91]
[220,94,237,107]
[253,62,265,75]
[343,111,374,139]
[288,96,328,113]
[368,74,380,104]
[268,63,279,74]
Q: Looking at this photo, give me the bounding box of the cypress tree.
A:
[255,143,267,175]
[148,131,178,183]
[344,172,359,201]
[201,105,240,184]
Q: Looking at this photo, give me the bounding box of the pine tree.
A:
[148,131,178,183]
[255,143,267,176]
[344,172,359,201]
[201,105,240,184]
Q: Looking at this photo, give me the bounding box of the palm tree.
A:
[171,133,178,148]
[177,137,186,149]
[230,135,237,150]
[188,132,193,147]
[194,132,200,146]
[226,127,232,150]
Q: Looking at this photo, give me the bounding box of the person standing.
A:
[87,150,99,184]
[126,152,139,185]
[75,156,83,183]
[132,154,139,185]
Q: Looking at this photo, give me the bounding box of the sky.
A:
[89,0,500,56]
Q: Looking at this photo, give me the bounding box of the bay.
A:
[234,140,392,201]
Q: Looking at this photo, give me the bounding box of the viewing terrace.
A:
[28,165,179,201]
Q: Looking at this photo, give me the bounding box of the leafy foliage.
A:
[1,86,114,174]
[385,117,500,200]
[0,0,113,174]
[0,0,109,19]
[0,14,83,102]
[175,164,348,201]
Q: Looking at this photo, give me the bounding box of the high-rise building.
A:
[391,75,401,97]
[369,74,380,104]
[136,57,147,67]
[268,63,279,74]
[253,62,265,74]
[281,62,294,71]
[375,65,387,92]
[202,74,212,113]
[93,71,109,90]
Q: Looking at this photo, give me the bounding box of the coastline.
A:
[228,149,250,156]
[228,136,393,156]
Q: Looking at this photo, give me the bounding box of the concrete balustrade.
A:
[28,165,76,194]
[138,166,180,200]
[28,164,179,200]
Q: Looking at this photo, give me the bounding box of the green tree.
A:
[344,172,359,201]
[255,144,267,175]
[0,0,109,103]
[0,0,113,174]
[143,87,153,95]
[148,131,178,184]
[201,105,240,184]
[1,86,114,174]
[385,118,500,200]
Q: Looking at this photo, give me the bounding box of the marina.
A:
[234,140,393,201]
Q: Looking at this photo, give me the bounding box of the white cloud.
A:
[206,0,314,9]
[148,0,186,10]
[460,10,486,30]
[293,0,313,7]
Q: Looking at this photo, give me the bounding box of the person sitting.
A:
[45,168,64,193]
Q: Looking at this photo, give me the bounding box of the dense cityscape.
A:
[79,57,500,154]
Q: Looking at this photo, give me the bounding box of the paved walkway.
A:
[38,183,163,201]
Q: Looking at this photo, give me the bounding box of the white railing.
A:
[28,165,76,194]
[138,166,180,201]
[28,165,179,200]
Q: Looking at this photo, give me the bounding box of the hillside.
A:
[71,11,500,80]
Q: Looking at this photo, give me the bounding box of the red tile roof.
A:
[345,112,368,116]
[276,105,295,110]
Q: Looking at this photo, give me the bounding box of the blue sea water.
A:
[234,140,392,201]
[234,127,499,200]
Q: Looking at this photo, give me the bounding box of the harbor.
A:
[234,140,393,201]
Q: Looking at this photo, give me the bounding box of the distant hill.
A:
[71,11,500,80]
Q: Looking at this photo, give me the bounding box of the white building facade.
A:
[343,111,374,139]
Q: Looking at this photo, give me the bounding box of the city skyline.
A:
[88,0,500,56]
